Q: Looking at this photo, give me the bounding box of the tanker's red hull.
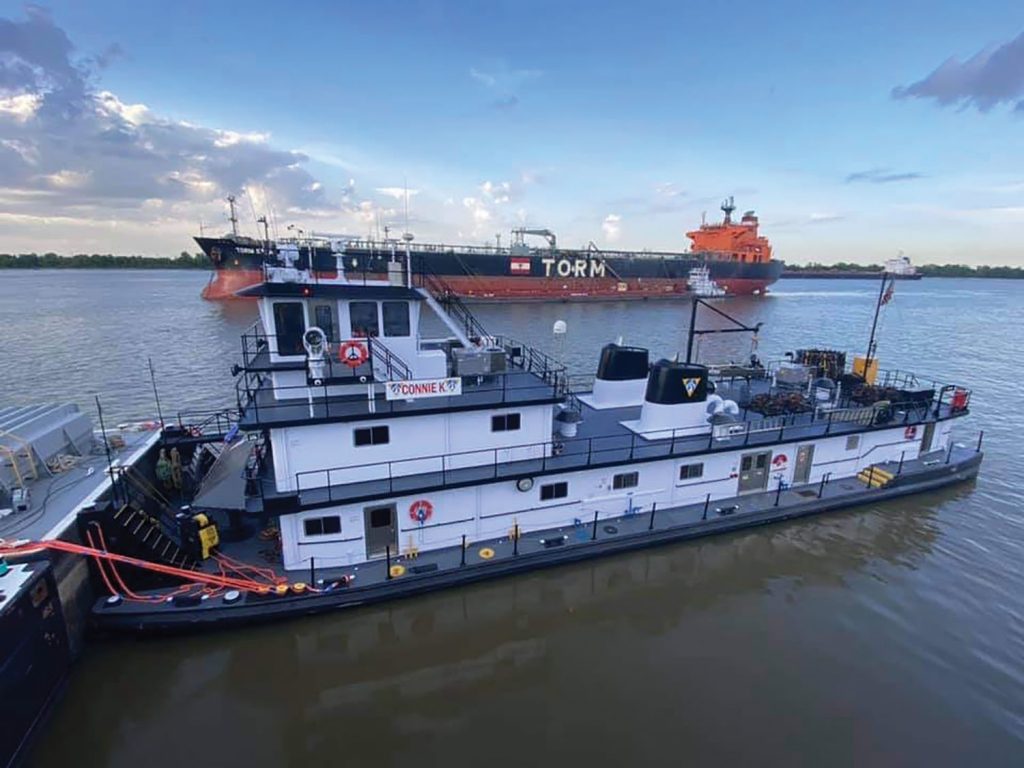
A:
[201,269,264,300]
[202,271,774,302]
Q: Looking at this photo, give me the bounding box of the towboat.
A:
[3,244,981,634]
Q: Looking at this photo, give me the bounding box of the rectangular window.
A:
[303,515,341,537]
[314,303,337,342]
[679,462,704,481]
[491,413,522,432]
[272,302,305,355]
[349,301,379,337]
[540,481,568,501]
[354,425,390,446]
[613,471,639,490]
[382,301,411,337]
[846,435,860,451]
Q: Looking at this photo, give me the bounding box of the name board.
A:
[385,377,463,401]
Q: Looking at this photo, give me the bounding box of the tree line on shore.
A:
[0,252,211,269]
[783,261,1023,278]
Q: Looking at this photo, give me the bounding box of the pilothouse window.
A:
[314,303,338,342]
[272,302,306,356]
[382,301,411,337]
[350,302,379,338]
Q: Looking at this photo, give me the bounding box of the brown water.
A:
[2,271,1022,767]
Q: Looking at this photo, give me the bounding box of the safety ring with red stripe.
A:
[904,425,918,439]
[409,499,433,524]
[338,340,369,368]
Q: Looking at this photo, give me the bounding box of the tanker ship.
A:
[196,197,783,301]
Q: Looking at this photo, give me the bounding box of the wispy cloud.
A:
[601,213,621,242]
[892,31,1024,112]
[845,168,924,184]
[469,62,542,110]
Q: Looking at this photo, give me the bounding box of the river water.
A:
[2,271,1022,767]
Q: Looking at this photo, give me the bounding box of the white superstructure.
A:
[233,252,966,574]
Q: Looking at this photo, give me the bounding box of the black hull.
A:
[92,451,981,635]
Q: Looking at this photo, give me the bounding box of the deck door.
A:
[793,444,815,484]
[738,450,772,494]
[364,504,398,559]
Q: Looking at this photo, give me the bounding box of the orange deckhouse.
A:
[687,197,773,265]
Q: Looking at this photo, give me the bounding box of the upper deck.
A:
[242,363,970,511]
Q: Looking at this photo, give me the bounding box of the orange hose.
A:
[2,538,273,594]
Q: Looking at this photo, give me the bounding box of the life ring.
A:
[409,499,433,524]
[772,454,788,468]
[338,339,369,368]
[478,547,495,560]
[904,425,918,440]
[389,564,406,578]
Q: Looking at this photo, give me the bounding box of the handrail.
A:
[294,395,960,503]
[368,338,411,381]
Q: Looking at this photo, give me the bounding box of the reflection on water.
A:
[4,273,1023,766]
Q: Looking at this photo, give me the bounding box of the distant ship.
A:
[781,252,923,281]
[884,252,922,280]
[196,196,784,300]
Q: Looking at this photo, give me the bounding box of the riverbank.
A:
[783,264,1023,279]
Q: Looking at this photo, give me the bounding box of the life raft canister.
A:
[409,499,433,524]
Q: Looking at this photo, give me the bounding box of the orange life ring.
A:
[338,340,369,368]
[409,499,433,523]
[904,426,918,440]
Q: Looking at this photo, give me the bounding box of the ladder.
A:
[111,504,196,570]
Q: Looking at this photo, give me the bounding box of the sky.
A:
[1,1,1023,265]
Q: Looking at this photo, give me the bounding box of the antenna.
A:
[403,178,411,237]
[148,357,165,428]
[227,195,239,237]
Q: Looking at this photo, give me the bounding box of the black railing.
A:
[410,259,490,341]
[173,408,240,437]
[294,395,963,504]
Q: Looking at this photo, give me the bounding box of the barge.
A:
[1,243,980,636]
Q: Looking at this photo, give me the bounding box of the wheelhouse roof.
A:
[236,282,424,301]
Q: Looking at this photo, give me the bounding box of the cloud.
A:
[601,213,621,242]
[845,168,924,184]
[375,187,419,200]
[808,212,844,223]
[607,182,688,216]
[892,31,1024,112]
[0,6,357,239]
[469,62,541,109]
